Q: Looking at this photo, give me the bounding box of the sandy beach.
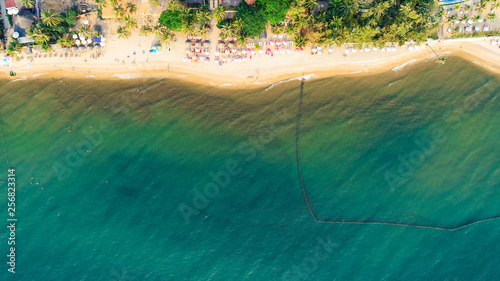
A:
[2,34,500,87]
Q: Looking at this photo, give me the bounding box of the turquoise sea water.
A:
[0,56,499,280]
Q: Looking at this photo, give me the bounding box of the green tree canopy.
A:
[237,1,268,38]
[159,9,184,32]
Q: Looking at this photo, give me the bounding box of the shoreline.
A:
[2,37,500,88]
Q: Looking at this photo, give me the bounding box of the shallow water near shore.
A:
[0,56,499,280]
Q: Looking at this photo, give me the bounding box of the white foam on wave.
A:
[85,75,97,78]
[265,74,318,91]
[111,73,138,79]
[32,73,47,78]
[472,61,496,71]
[10,75,27,82]
[392,59,421,72]
[218,84,232,87]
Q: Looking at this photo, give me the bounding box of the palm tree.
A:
[181,24,196,36]
[126,2,137,13]
[41,10,61,26]
[158,31,176,46]
[464,4,471,12]
[487,12,497,22]
[20,0,35,8]
[95,0,108,9]
[6,41,23,57]
[116,26,131,39]
[149,0,160,6]
[140,25,153,36]
[232,19,244,34]
[493,2,500,9]
[123,16,137,29]
[28,27,50,45]
[213,6,225,23]
[294,34,307,48]
[270,23,284,35]
[113,5,126,18]
[78,26,93,38]
[110,0,119,6]
[57,36,74,48]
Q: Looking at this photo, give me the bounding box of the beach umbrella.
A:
[478,18,484,23]
[101,37,106,42]
[278,34,283,38]
[242,49,247,54]
[87,38,92,44]
[204,40,211,47]
[351,48,356,53]
[266,48,272,55]
[458,27,462,32]
[84,19,89,25]
[101,42,106,46]
[7,7,19,15]
[79,45,86,52]
[283,40,287,45]
[72,45,78,52]
[270,41,275,46]
[228,41,235,48]
[466,26,471,32]
[318,46,322,52]
[215,50,220,56]
[491,40,498,45]
[73,34,78,39]
[468,19,473,24]
[365,46,370,52]
[381,47,385,52]
[317,48,322,55]
[276,41,282,46]
[312,47,317,53]
[373,47,378,52]
[251,49,256,55]
[195,40,201,48]
[408,45,414,51]
[484,26,490,31]
[345,48,350,53]
[475,26,480,31]
[225,49,230,54]
[328,47,334,53]
[448,27,453,32]
[415,45,420,50]
[195,47,200,53]
[392,46,397,52]
[13,32,19,39]
[95,44,101,50]
[232,48,237,53]
[287,48,292,54]
[280,48,285,54]
[87,44,94,51]
[185,40,192,47]
[75,39,81,45]
[204,49,210,55]
[258,49,264,54]
[454,20,460,25]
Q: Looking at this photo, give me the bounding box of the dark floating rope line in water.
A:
[295,78,500,231]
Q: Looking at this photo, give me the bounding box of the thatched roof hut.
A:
[13,10,35,36]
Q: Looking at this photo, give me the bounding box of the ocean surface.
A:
[0,56,499,280]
